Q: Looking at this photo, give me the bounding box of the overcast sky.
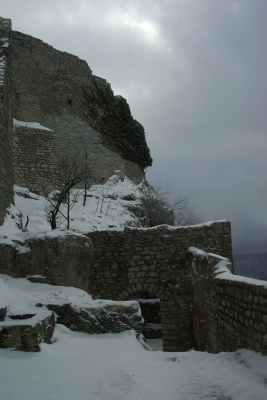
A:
[2,0,267,254]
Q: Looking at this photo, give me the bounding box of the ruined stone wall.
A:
[0,233,93,291]
[87,221,232,351]
[12,31,93,122]
[11,31,144,191]
[0,18,13,223]
[214,277,267,355]
[13,125,59,194]
[186,248,267,356]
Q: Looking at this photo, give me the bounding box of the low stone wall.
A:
[186,248,267,356]
[215,275,267,354]
[87,221,232,351]
[87,221,232,300]
[0,221,232,351]
[0,18,13,224]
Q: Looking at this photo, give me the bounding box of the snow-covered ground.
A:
[1,274,267,400]
[1,326,267,400]
[0,176,146,247]
[1,177,267,399]
[0,175,227,248]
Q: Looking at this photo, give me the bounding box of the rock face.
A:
[0,312,55,352]
[0,233,93,291]
[46,301,143,335]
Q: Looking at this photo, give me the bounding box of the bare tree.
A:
[140,184,174,227]
[140,182,202,227]
[172,196,202,226]
[79,136,90,207]
[44,144,96,230]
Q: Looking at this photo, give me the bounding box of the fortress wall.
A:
[42,115,144,185]
[12,31,93,122]
[187,249,267,356]
[13,115,144,192]
[87,221,232,351]
[0,18,13,223]
[13,126,59,194]
[11,32,144,190]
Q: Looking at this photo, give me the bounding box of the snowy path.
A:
[1,326,267,400]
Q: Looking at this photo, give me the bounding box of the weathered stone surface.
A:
[0,233,93,290]
[186,248,267,356]
[46,301,143,334]
[0,312,55,352]
[11,31,145,192]
[0,18,13,224]
[87,221,232,351]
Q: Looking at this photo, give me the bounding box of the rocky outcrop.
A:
[0,311,55,352]
[46,301,143,335]
[82,79,152,169]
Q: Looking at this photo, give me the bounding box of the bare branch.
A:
[42,136,97,230]
[140,181,202,227]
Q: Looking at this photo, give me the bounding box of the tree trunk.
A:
[51,211,57,230]
[67,190,70,230]
[83,182,87,206]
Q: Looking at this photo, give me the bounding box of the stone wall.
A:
[12,31,93,122]
[0,221,232,352]
[215,275,267,355]
[87,221,232,351]
[13,125,59,193]
[11,31,145,191]
[186,248,267,356]
[0,233,93,291]
[0,18,13,223]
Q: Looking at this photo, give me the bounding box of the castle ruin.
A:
[0,17,267,355]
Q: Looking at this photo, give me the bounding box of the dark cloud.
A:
[2,0,267,254]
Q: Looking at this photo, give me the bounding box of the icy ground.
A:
[1,274,267,400]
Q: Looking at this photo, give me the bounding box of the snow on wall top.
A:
[13,119,53,131]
